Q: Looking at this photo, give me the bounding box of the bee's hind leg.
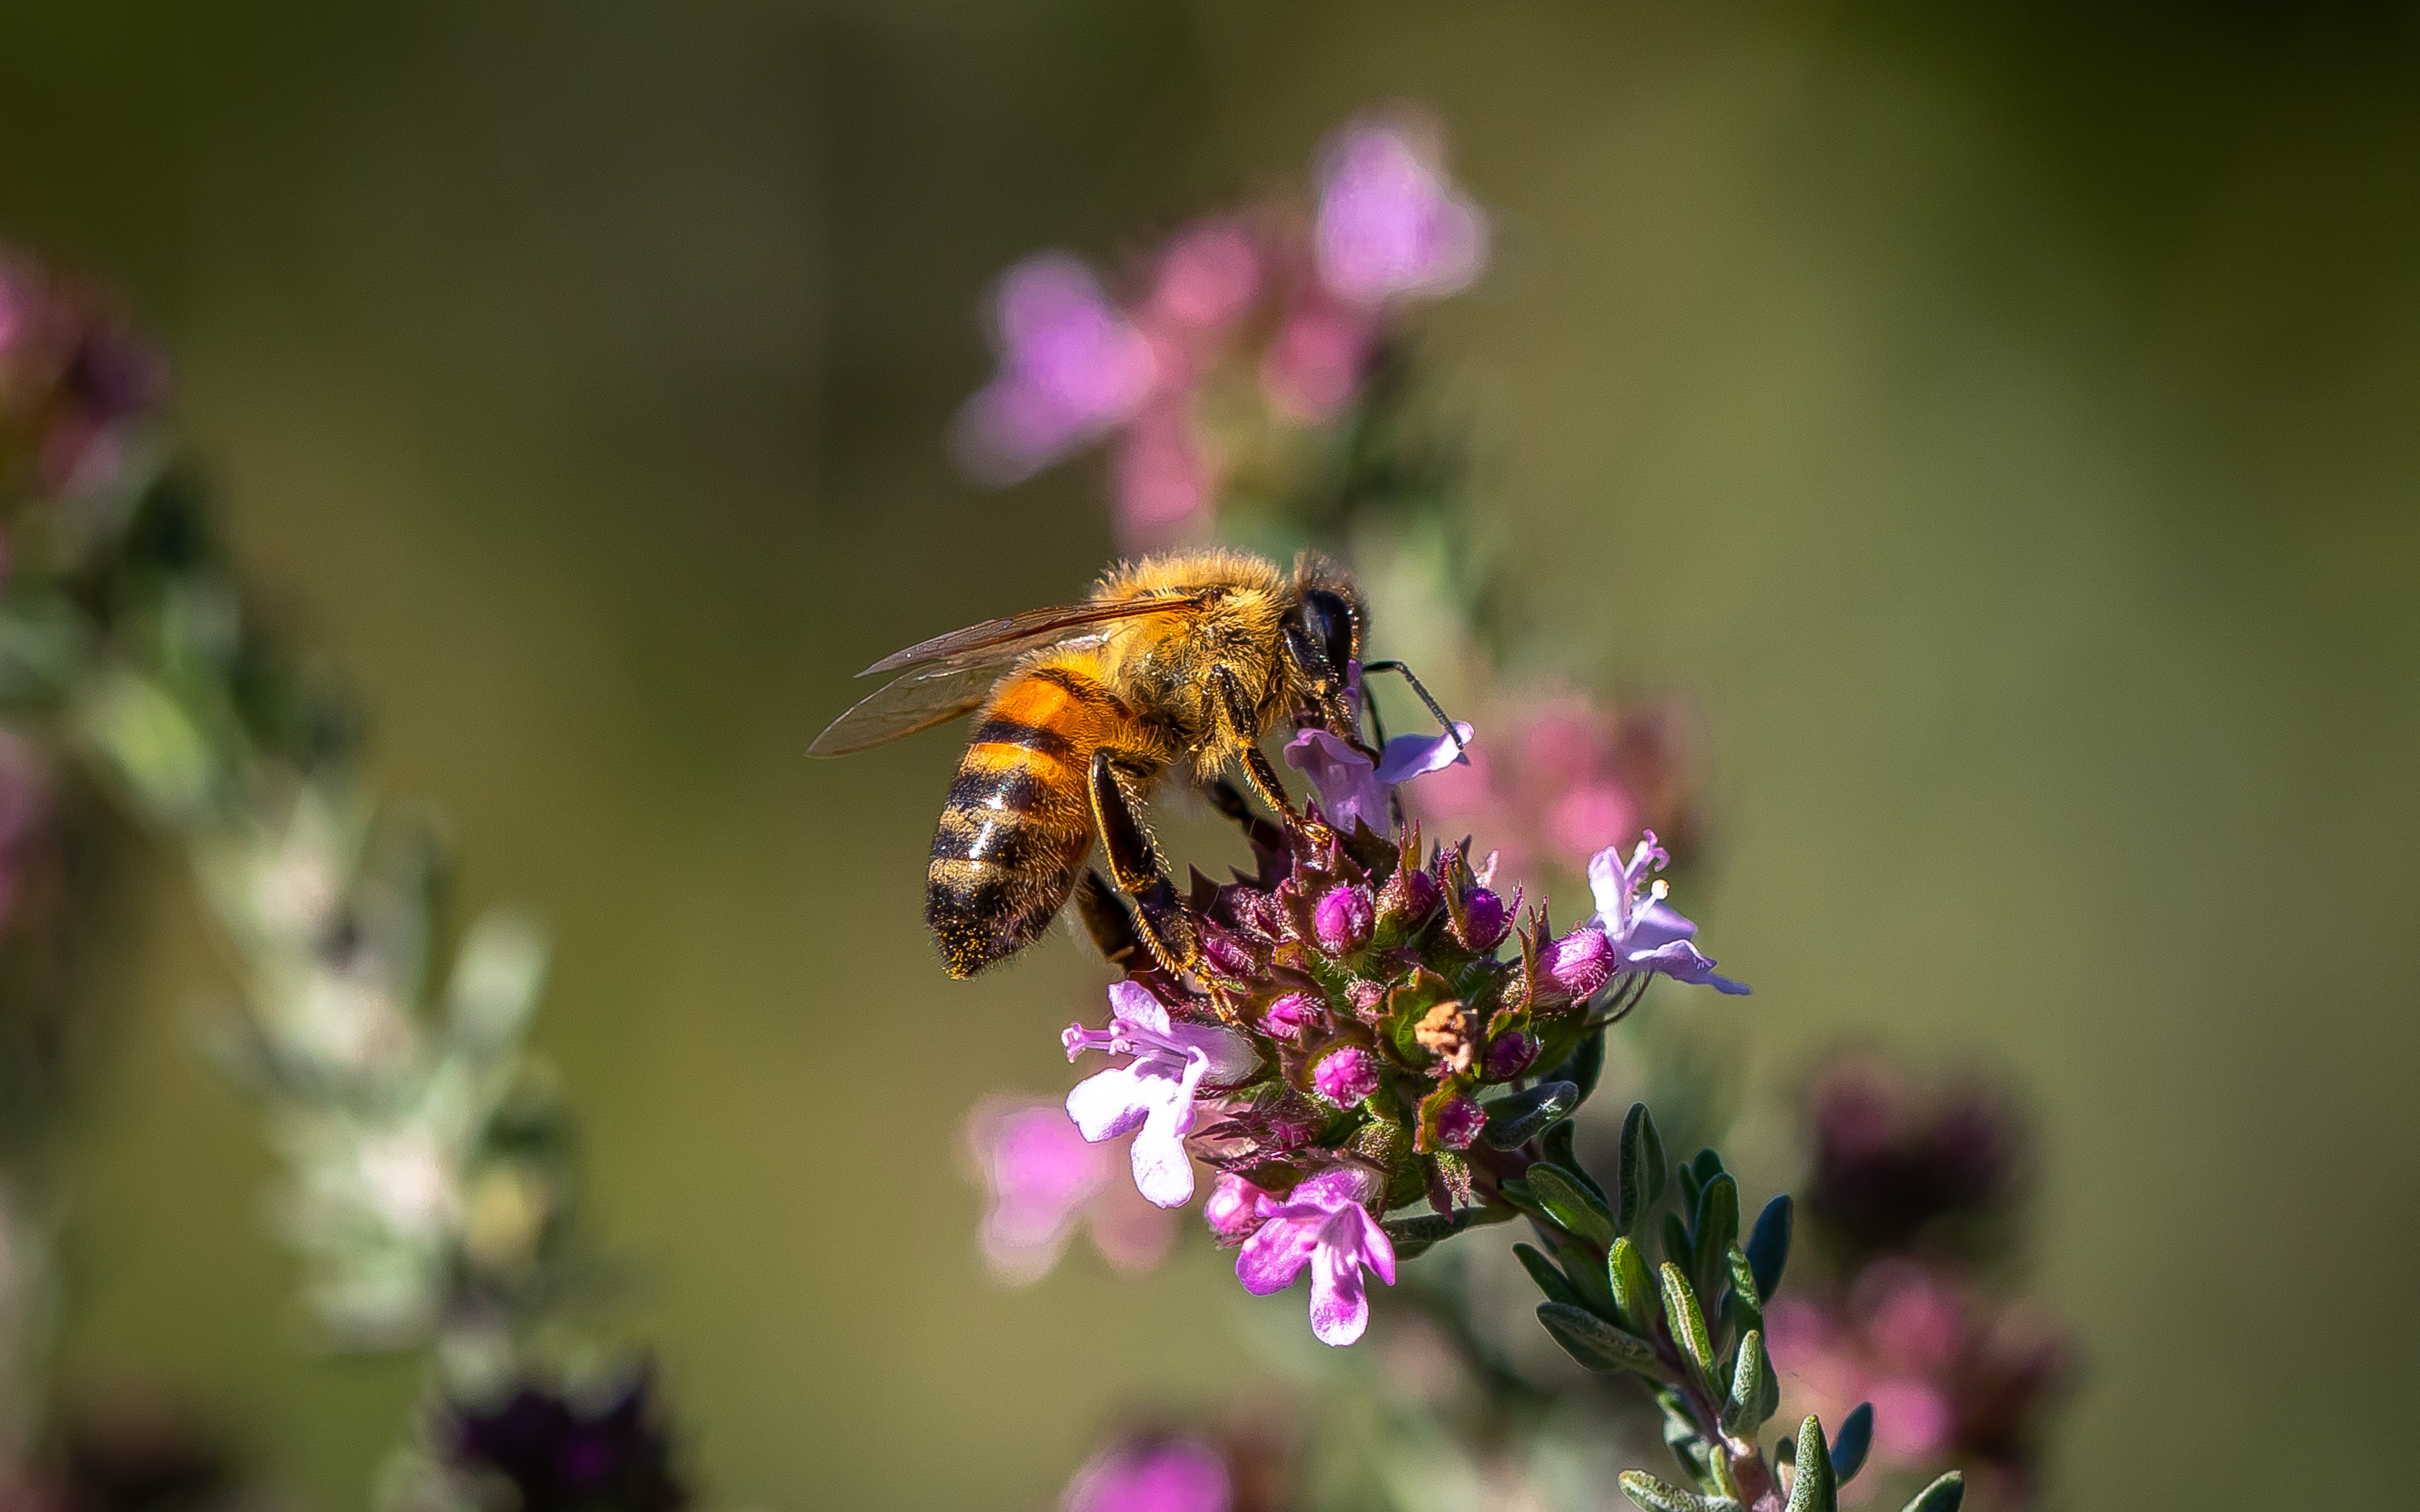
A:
[1087,749,1238,1017]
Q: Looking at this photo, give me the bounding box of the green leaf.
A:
[1746,1193,1793,1300]
[1558,1237,1622,1318]
[1662,1210,1694,1274]
[1619,1102,1660,1234]
[1788,1416,1836,1512]
[1725,1244,1764,1339]
[1527,1162,1617,1248]
[1513,1242,1587,1311]
[1617,1472,1718,1512]
[1720,1329,1771,1438]
[1830,1402,1872,1485]
[1692,1148,1725,1186]
[1482,1081,1579,1148]
[1498,1177,1535,1210]
[1608,1236,1658,1333]
[1537,1302,1665,1376]
[1898,1472,1963,1512]
[1643,1106,1668,1206]
[1676,1160,1703,1217]
[1542,1117,1579,1173]
[1693,1173,1739,1301]
[1563,1026,1607,1099]
[1659,1262,1715,1377]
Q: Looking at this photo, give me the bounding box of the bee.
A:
[808,548,1370,980]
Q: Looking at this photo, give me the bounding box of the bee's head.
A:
[1283,555,1366,738]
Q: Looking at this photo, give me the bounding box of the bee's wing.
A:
[806,662,1007,757]
[855,592,1215,677]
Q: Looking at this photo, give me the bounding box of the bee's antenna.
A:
[1361,660,1465,751]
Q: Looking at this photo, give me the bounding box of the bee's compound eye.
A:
[1302,589,1356,678]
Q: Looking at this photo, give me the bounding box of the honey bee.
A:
[809,548,1369,979]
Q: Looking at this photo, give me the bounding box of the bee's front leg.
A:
[1207,666,1323,841]
[1088,749,1235,1017]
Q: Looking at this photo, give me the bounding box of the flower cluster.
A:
[952,113,1485,546]
[1032,705,1747,1347]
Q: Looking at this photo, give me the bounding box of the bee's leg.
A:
[1208,665,1320,837]
[1088,749,1229,1014]
[1074,868,1145,970]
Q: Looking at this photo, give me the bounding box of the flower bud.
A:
[1455,886,1509,952]
[1203,1172,1272,1243]
[1431,1094,1485,1151]
[1200,925,1264,981]
[1483,1029,1538,1081]
[1311,1045,1381,1106]
[1540,925,1616,1002]
[1312,884,1375,955]
[1262,991,1324,1042]
[1375,860,1441,927]
[1344,979,1387,1021]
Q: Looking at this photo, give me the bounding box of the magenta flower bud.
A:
[1483,1030,1539,1081]
[1313,884,1375,955]
[1203,1172,1272,1243]
[1377,861,1440,927]
[1312,1045,1382,1106]
[1262,991,1324,1041]
[1200,925,1263,981]
[1458,886,1509,951]
[1432,1094,1485,1151]
[1345,979,1387,1019]
[1541,925,1617,1002]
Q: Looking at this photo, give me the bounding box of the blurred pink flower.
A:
[966,1097,1175,1286]
[1313,118,1487,304]
[1260,298,1375,423]
[953,253,1157,484]
[1111,396,1211,539]
[1062,1436,1231,1512]
[1145,221,1262,334]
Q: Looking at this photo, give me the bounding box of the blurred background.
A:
[0,1,2414,1507]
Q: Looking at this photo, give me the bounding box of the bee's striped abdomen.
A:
[926,664,1122,977]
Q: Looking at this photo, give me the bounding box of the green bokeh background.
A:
[2,2,2415,1507]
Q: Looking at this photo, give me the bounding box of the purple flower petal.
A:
[1066,1064,1153,1143]
[1372,723,1474,786]
[1283,729,1389,833]
[1236,1214,1321,1295]
[1308,1236,1371,1346]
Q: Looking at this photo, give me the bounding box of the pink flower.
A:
[1261,298,1375,423]
[1145,221,1262,334]
[1111,394,1211,540]
[1313,119,1487,305]
[1233,1164,1396,1347]
[1203,1172,1274,1243]
[966,1098,1175,1285]
[1064,982,1258,1207]
[954,253,1157,483]
[1585,833,1750,995]
[1282,722,1474,836]
[1062,1436,1231,1512]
